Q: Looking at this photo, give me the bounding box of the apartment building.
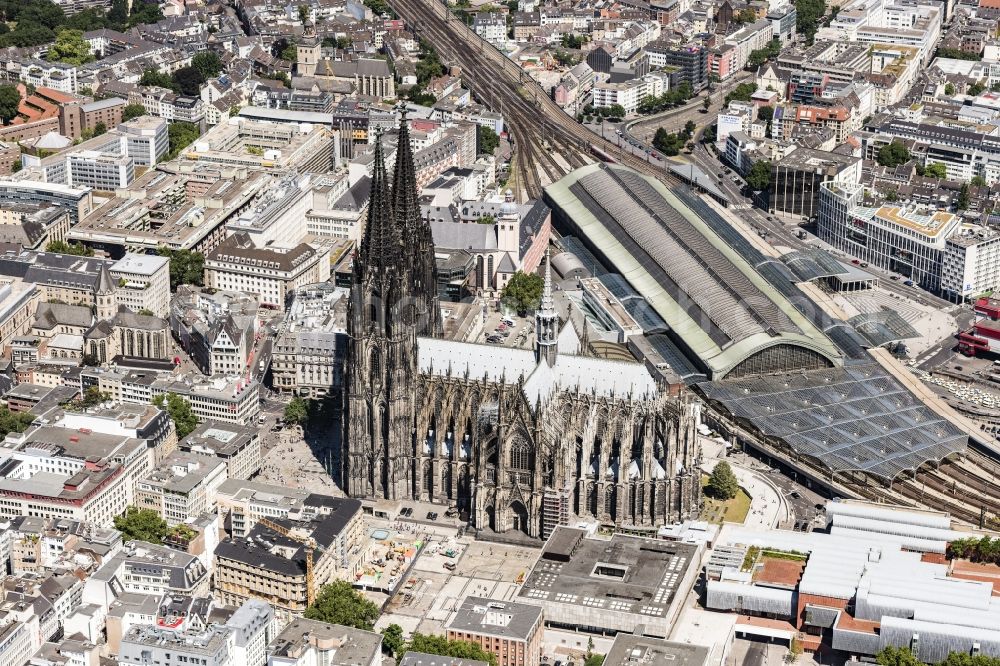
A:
[178,421,262,481]
[204,233,332,311]
[86,541,210,607]
[445,598,544,666]
[135,451,228,526]
[118,624,231,666]
[942,228,1000,301]
[109,254,171,318]
[592,72,670,115]
[213,497,365,622]
[267,619,381,666]
[272,282,347,398]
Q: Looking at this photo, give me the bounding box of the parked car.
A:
[851,259,860,265]
[904,279,914,286]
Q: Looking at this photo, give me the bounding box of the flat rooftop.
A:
[447,597,541,641]
[518,527,699,619]
[604,634,710,666]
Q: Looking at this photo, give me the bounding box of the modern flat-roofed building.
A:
[0,180,94,222]
[110,253,171,317]
[118,115,168,166]
[517,527,701,637]
[769,147,861,220]
[446,598,543,666]
[266,618,381,666]
[135,451,228,525]
[400,654,488,666]
[179,421,261,481]
[817,181,962,291]
[705,501,1000,658]
[604,634,709,666]
[214,479,311,538]
[118,624,230,666]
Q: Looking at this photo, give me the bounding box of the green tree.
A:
[969,81,986,96]
[876,140,910,168]
[109,0,129,26]
[153,392,199,439]
[585,657,606,666]
[734,8,757,23]
[281,42,297,62]
[972,175,987,187]
[706,461,740,500]
[45,239,94,256]
[608,103,626,119]
[0,405,36,439]
[945,82,955,95]
[757,106,774,122]
[93,121,107,136]
[304,580,380,630]
[284,397,310,425]
[47,28,94,65]
[702,124,717,143]
[745,159,772,191]
[0,84,21,125]
[702,97,711,112]
[122,103,147,121]
[136,308,155,316]
[128,0,164,26]
[724,82,757,106]
[874,647,921,666]
[403,633,498,666]
[957,182,970,210]
[157,247,204,289]
[140,68,178,92]
[166,122,202,159]
[500,271,544,315]
[653,127,684,156]
[114,506,169,544]
[936,47,981,61]
[478,125,500,155]
[191,51,223,78]
[795,0,827,44]
[923,162,947,179]
[171,66,206,96]
[382,624,404,657]
[298,4,309,22]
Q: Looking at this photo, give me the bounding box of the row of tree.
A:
[878,646,1000,666]
[636,81,695,116]
[0,0,163,49]
[947,536,1000,564]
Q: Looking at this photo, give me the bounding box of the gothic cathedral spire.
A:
[343,129,417,501]
[392,108,442,337]
[536,250,558,367]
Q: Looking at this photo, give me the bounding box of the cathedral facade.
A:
[342,115,702,538]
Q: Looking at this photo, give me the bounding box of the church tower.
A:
[95,263,116,321]
[296,20,320,77]
[536,251,558,366]
[343,131,419,500]
[392,110,442,337]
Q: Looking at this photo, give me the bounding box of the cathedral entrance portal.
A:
[510,500,530,535]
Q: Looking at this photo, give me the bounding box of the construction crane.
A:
[258,517,319,607]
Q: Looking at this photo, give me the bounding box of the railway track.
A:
[394,0,674,198]
[392,0,1000,527]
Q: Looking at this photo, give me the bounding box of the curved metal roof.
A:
[544,163,842,379]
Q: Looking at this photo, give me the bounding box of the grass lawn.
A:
[701,475,752,524]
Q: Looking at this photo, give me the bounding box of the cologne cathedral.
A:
[342,115,702,537]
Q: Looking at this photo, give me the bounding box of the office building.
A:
[272,283,347,398]
[110,254,171,318]
[179,421,262,481]
[135,451,228,526]
[266,619,381,666]
[769,148,861,219]
[446,598,543,666]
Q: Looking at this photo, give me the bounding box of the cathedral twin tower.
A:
[343,114,440,501]
[342,114,701,536]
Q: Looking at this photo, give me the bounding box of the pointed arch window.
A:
[510,441,532,471]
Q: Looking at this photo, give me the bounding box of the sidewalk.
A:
[702,438,789,529]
